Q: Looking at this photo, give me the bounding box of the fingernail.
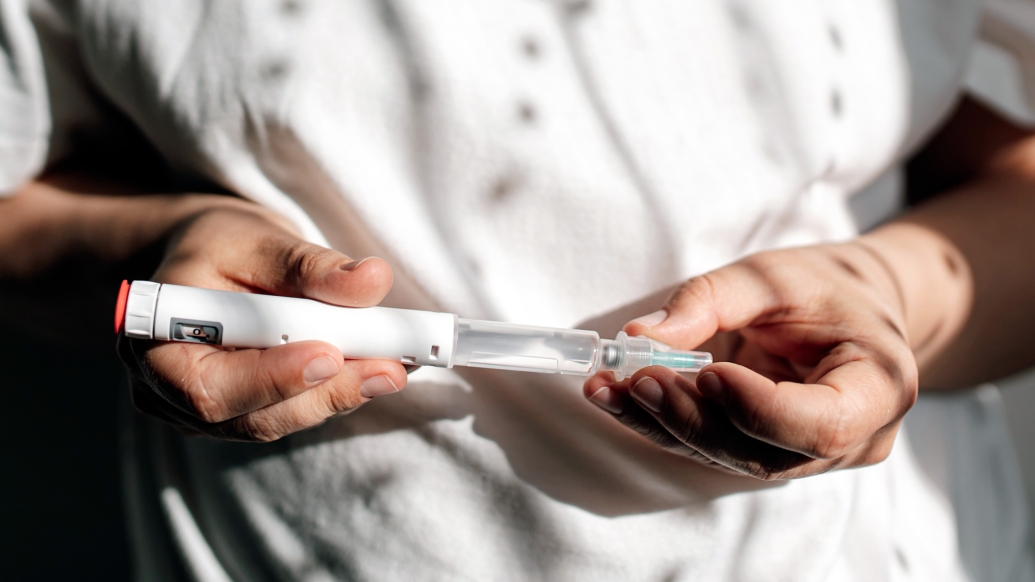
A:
[588,386,623,415]
[630,309,668,328]
[697,372,727,403]
[360,375,399,398]
[304,356,341,383]
[631,377,664,413]
[341,258,369,271]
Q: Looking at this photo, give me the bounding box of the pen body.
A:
[120,281,458,368]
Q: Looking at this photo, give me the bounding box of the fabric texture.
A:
[0,0,47,195]
[906,386,1035,582]
[965,0,1035,124]
[4,0,1035,580]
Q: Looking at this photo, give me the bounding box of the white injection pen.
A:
[115,281,712,380]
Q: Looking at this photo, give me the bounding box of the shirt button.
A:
[562,0,593,18]
[280,0,303,16]
[828,24,843,52]
[521,36,542,61]
[517,100,538,125]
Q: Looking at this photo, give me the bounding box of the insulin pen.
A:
[114,281,712,380]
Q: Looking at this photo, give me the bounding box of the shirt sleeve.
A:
[965,0,1035,125]
[0,0,49,196]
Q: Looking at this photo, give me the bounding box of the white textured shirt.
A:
[6,0,1035,580]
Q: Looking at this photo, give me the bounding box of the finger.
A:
[623,266,778,350]
[584,373,625,415]
[256,241,394,307]
[141,339,351,423]
[625,368,816,478]
[583,372,703,454]
[213,358,408,442]
[694,352,914,460]
[157,209,394,307]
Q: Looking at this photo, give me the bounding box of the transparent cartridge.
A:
[454,319,710,379]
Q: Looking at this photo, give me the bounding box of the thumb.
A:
[158,208,395,307]
[268,243,395,307]
[622,265,777,350]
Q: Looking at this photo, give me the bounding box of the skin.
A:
[0,99,1031,467]
[583,98,1035,478]
[119,207,408,441]
[0,179,407,441]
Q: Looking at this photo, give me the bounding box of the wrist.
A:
[855,222,972,369]
[80,192,294,262]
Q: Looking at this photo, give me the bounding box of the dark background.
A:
[0,147,178,581]
[0,202,187,581]
[0,319,131,580]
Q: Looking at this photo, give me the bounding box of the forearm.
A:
[887,175,1035,387]
[0,179,261,279]
[0,175,281,346]
[859,103,1035,388]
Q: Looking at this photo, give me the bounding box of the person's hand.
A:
[583,242,918,479]
[118,203,408,441]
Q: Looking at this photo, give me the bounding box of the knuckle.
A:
[140,344,229,422]
[674,408,705,447]
[183,380,228,423]
[324,383,363,414]
[739,252,770,269]
[732,459,779,481]
[287,243,331,288]
[729,394,773,440]
[738,453,814,481]
[873,345,919,393]
[739,252,782,276]
[610,406,666,444]
[812,418,854,460]
[870,347,919,416]
[181,363,229,423]
[675,274,717,306]
[753,468,783,482]
[259,359,293,404]
[139,345,175,389]
[634,423,686,451]
[235,412,285,443]
[860,444,893,466]
[856,434,897,467]
[899,361,920,403]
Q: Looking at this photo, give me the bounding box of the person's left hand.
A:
[583,242,919,479]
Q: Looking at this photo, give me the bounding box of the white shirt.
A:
[6,0,1035,580]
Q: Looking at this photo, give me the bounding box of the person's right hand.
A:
[118,202,409,442]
